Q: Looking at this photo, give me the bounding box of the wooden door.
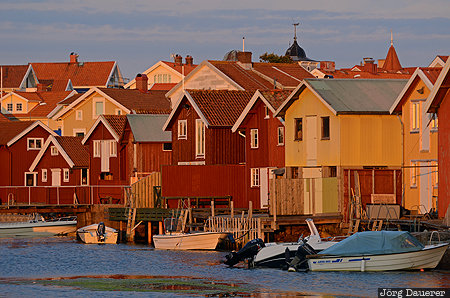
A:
[259,168,269,209]
[306,116,317,166]
[101,141,110,172]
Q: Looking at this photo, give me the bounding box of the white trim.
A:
[19,65,37,90]
[92,97,105,119]
[109,140,117,157]
[7,121,57,147]
[73,128,86,137]
[42,168,47,182]
[250,128,259,149]
[24,172,37,186]
[195,119,205,158]
[105,62,118,88]
[428,56,447,68]
[82,115,120,144]
[63,168,70,182]
[93,140,101,157]
[124,61,186,89]
[425,58,450,113]
[27,137,44,151]
[251,168,260,187]
[277,126,285,146]
[51,145,58,156]
[178,119,187,139]
[29,135,75,172]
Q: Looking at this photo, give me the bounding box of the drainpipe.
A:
[396,115,405,208]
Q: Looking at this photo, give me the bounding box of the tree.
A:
[259,52,293,63]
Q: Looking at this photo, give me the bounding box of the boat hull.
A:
[77,224,118,244]
[153,232,229,250]
[307,243,448,272]
[0,221,77,237]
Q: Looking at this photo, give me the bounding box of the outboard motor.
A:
[224,238,265,267]
[96,222,106,242]
[288,240,317,272]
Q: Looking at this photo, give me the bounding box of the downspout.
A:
[396,114,405,208]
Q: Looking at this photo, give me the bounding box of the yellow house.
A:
[275,78,407,216]
[51,80,171,137]
[390,67,442,214]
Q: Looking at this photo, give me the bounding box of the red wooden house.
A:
[29,135,89,204]
[0,121,56,204]
[232,90,291,208]
[162,89,253,207]
[425,58,450,218]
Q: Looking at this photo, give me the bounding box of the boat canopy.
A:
[319,231,424,256]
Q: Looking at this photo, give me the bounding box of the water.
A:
[0,237,448,297]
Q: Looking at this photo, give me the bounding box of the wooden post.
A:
[211,200,215,217]
[249,201,253,218]
[119,221,123,242]
[147,222,152,244]
[230,201,234,218]
[159,221,163,235]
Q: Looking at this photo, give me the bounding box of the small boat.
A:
[0,214,77,238]
[153,217,229,250]
[294,231,448,272]
[225,218,341,268]
[77,222,118,244]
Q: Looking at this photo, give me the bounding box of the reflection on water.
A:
[0,237,448,297]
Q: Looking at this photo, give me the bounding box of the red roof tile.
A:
[57,93,83,105]
[55,136,89,167]
[103,115,127,138]
[0,65,29,89]
[252,63,314,87]
[319,69,411,79]
[99,88,171,114]
[0,121,34,145]
[438,56,449,63]
[383,45,403,72]
[188,90,253,126]
[421,67,442,85]
[259,90,292,110]
[9,91,74,118]
[31,61,115,87]
[149,83,177,91]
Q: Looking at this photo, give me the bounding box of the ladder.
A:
[124,187,137,242]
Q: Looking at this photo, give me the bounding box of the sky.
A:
[1,0,449,81]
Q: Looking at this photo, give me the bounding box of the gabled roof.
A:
[82,115,127,144]
[29,135,89,171]
[126,114,171,142]
[276,78,408,117]
[390,67,442,114]
[428,55,449,67]
[383,45,403,72]
[232,89,291,132]
[0,65,31,89]
[252,62,314,87]
[425,58,450,114]
[313,68,411,79]
[163,89,253,130]
[30,61,117,88]
[149,83,177,91]
[0,121,56,146]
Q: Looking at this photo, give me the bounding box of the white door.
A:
[306,116,317,166]
[419,162,431,213]
[51,169,61,186]
[101,141,110,172]
[259,168,269,208]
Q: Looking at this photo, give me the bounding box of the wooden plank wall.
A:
[269,178,304,216]
[131,172,161,208]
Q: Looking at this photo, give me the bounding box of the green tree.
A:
[259,52,293,63]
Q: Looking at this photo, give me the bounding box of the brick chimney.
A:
[363,58,378,74]
[174,54,183,66]
[135,74,148,92]
[36,83,46,92]
[237,51,252,64]
[185,55,193,65]
[320,61,335,72]
[70,52,79,63]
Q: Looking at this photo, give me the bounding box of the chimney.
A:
[70,52,79,63]
[363,58,377,74]
[185,55,193,65]
[37,83,46,92]
[135,74,148,92]
[174,54,183,66]
[320,61,335,72]
[237,51,252,64]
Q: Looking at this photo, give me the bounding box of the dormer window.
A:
[264,106,270,119]
[16,103,22,112]
[51,146,58,156]
[7,104,13,112]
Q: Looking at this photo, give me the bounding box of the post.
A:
[147,222,152,244]
[159,221,163,235]
[249,201,253,218]
[230,201,234,218]
[28,187,31,205]
[57,186,60,205]
[119,221,123,242]
[211,200,215,217]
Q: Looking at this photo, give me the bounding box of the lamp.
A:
[29,102,47,121]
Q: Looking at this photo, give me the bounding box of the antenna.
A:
[390,30,393,46]
[242,37,245,52]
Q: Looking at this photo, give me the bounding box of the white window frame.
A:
[251,168,260,187]
[250,129,259,149]
[73,128,86,138]
[24,172,37,186]
[162,143,172,151]
[51,146,58,156]
[63,168,69,182]
[110,140,117,157]
[178,120,187,140]
[7,103,13,112]
[93,140,101,158]
[16,103,23,112]
[195,119,205,158]
[76,110,83,120]
[42,169,47,182]
[277,127,285,146]
[411,102,420,132]
[264,106,270,119]
[93,98,105,119]
[27,138,44,151]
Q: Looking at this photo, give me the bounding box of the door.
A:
[101,141,110,172]
[51,169,61,186]
[419,162,431,213]
[259,168,269,208]
[306,116,317,166]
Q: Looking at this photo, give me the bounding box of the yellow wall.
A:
[59,92,125,136]
[128,63,183,89]
[1,93,32,114]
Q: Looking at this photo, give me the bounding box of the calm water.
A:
[0,237,448,297]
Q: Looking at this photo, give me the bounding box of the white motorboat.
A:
[304,231,448,272]
[0,214,77,237]
[77,222,118,244]
[153,217,229,250]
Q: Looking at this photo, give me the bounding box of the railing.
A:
[205,216,262,247]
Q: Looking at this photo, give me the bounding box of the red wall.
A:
[161,164,252,208]
[438,93,450,217]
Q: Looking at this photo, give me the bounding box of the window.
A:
[93,140,101,157]
[294,118,303,140]
[115,109,122,115]
[321,116,330,140]
[277,127,285,145]
[7,103,12,112]
[250,129,259,148]
[178,120,187,139]
[75,132,85,138]
[76,110,83,120]
[63,168,69,182]
[264,106,270,119]
[251,168,260,187]
[411,161,418,187]
[27,138,43,150]
[42,169,47,182]
[430,113,438,132]
[25,173,37,186]
[109,140,117,157]
[51,146,58,156]
[16,103,22,112]
[411,102,420,132]
[81,169,89,186]
[195,119,205,158]
[94,100,104,118]
[154,73,172,83]
[163,143,172,151]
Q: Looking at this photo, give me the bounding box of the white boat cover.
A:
[319,231,424,256]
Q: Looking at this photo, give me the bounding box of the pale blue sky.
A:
[1,0,449,80]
